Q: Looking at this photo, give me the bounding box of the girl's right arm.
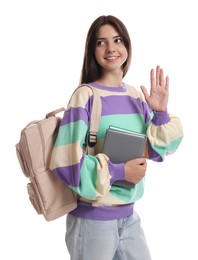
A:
[49,87,125,200]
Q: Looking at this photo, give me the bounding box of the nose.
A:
[106,42,115,53]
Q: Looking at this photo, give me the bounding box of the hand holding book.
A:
[103,126,147,188]
[124,157,147,185]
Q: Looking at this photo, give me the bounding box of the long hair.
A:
[80,15,132,84]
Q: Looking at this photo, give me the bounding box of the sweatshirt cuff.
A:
[108,161,125,185]
[152,110,170,126]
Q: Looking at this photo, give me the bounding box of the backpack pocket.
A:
[33,168,77,220]
[27,183,42,214]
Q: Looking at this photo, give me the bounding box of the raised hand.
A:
[140,65,169,112]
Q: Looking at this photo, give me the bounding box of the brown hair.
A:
[80,15,132,84]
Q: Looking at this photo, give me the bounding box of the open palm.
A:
[140,65,169,112]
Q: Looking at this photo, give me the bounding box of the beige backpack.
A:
[15,85,101,221]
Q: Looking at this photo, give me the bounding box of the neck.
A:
[95,73,123,87]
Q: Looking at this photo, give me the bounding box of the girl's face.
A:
[95,24,128,75]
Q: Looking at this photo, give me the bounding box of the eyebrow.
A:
[96,35,120,41]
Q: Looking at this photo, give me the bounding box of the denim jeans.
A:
[66,211,152,260]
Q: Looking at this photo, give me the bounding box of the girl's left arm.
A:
[140,65,183,161]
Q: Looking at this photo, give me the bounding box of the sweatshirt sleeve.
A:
[127,85,183,162]
[146,109,183,162]
[49,87,117,200]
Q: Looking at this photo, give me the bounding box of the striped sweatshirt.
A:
[50,82,183,220]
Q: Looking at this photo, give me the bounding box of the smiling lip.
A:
[105,56,119,60]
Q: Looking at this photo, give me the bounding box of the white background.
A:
[1,0,197,259]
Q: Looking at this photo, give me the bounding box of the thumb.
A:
[140,85,149,100]
[138,157,147,165]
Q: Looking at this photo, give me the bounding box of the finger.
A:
[140,85,149,100]
[160,68,165,87]
[156,65,160,85]
[165,75,169,90]
[150,68,155,88]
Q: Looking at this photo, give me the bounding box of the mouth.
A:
[105,56,119,61]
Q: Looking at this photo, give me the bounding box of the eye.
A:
[96,39,106,46]
[115,36,123,44]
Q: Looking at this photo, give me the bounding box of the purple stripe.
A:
[101,95,145,116]
[152,110,170,126]
[60,107,89,126]
[148,149,162,162]
[52,156,85,187]
[69,200,134,220]
[143,102,152,124]
[148,142,174,162]
[61,95,150,125]
[109,162,125,184]
[148,141,162,161]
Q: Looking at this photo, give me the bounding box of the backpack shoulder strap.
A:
[69,84,102,155]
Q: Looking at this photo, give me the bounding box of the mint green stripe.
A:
[151,136,183,158]
[70,156,98,200]
[98,114,147,139]
[54,120,87,147]
[110,179,145,202]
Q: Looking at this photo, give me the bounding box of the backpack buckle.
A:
[88,132,97,147]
